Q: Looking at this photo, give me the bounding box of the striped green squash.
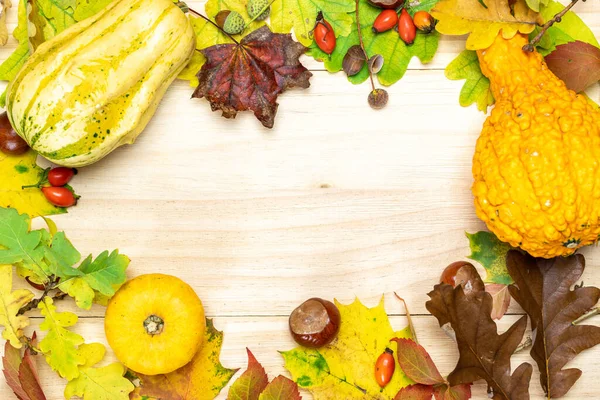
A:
[6,0,196,167]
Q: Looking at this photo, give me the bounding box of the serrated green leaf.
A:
[0,265,34,348]
[466,231,513,285]
[270,0,354,47]
[0,0,28,83]
[73,0,112,20]
[64,343,134,400]
[445,50,494,112]
[307,0,439,86]
[38,297,85,380]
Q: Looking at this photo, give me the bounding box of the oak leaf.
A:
[432,0,540,50]
[507,250,600,398]
[37,297,85,380]
[2,332,47,400]
[282,298,414,399]
[193,26,312,129]
[64,343,134,400]
[445,50,493,112]
[0,264,34,348]
[426,275,532,400]
[466,231,513,285]
[134,319,237,400]
[0,0,10,46]
[545,41,600,93]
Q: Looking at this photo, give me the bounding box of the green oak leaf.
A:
[524,0,548,12]
[64,343,134,400]
[445,50,493,112]
[307,0,440,86]
[466,231,514,285]
[38,297,85,380]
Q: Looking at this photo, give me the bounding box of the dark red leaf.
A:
[194,26,312,128]
[2,341,28,400]
[259,375,301,400]
[2,333,46,400]
[391,338,445,385]
[545,41,600,93]
[507,251,600,398]
[394,384,434,400]
[434,384,472,400]
[426,273,532,400]
[19,341,46,400]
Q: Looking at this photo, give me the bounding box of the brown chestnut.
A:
[440,261,484,295]
[367,0,404,9]
[0,112,28,155]
[289,298,341,348]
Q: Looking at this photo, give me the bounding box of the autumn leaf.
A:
[466,231,513,285]
[0,151,67,217]
[545,41,600,93]
[426,276,532,399]
[432,0,540,50]
[282,298,414,399]
[270,0,354,46]
[524,0,548,12]
[64,343,134,400]
[394,384,434,400]
[193,26,312,128]
[445,50,493,112]
[485,283,511,320]
[308,1,439,87]
[134,319,237,400]
[0,0,11,45]
[227,348,268,399]
[259,376,302,400]
[0,265,34,349]
[2,333,47,400]
[0,0,26,85]
[38,297,85,380]
[507,250,600,398]
[433,384,471,400]
[392,338,444,386]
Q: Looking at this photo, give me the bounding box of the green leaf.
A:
[466,231,513,285]
[38,297,85,380]
[445,50,494,112]
[0,0,28,83]
[270,0,355,47]
[307,0,439,86]
[74,0,113,20]
[525,0,548,12]
[58,250,130,309]
[533,0,599,56]
[64,343,134,400]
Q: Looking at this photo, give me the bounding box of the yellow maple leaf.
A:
[282,298,414,399]
[0,264,34,348]
[432,0,541,50]
[0,150,65,217]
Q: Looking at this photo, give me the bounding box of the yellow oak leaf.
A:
[432,0,541,50]
[0,264,34,348]
[133,319,238,400]
[0,150,66,217]
[38,297,85,380]
[64,343,134,400]
[282,298,414,399]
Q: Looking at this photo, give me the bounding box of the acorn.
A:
[289,298,341,348]
[247,0,270,21]
[215,10,246,35]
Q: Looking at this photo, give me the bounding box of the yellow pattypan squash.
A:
[473,33,600,258]
[105,274,206,375]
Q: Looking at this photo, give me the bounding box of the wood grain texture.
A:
[1,0,600,399]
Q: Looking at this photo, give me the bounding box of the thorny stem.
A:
[355,0,376,93]
[183,4,240,45]
[523,0,585,52]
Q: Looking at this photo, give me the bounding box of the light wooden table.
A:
[2,2,600,399]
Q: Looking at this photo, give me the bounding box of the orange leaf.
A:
[227,349,268,400]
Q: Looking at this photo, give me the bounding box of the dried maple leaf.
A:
[134,319,237,400]
[545,41,600,93]
[426,273,532,400]
[2,332,47,400]
[193,26,312,129]
[432,0,540,50]
[506,250,600,398]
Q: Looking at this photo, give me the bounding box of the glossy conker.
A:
[0,112,28,155]
[367,0,404,9]
[440,261,484,295]
[289,298,341,348]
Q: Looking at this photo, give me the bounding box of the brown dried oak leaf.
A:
[193,26,312,129]
[426,274,532,400]
[507,250,600,398]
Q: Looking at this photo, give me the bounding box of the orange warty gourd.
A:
[473,33,600,259]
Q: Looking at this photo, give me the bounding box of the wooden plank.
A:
[1,314,600,399]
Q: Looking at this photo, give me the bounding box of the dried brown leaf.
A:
[507,250,600,398]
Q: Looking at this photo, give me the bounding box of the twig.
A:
[523,0,584,52]
[17,278,65,316]
[573,307,600,325]
[394,293,418,344]
[355,0,376,93]
[515,336,532,353]
[185,4,240,45]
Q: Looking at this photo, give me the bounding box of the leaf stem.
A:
[573,307,600,325]
[394,292,418,344]
[185,4,240,45]
[355,0,376,93]
[17,277,65,316]
[523,0,584,52]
